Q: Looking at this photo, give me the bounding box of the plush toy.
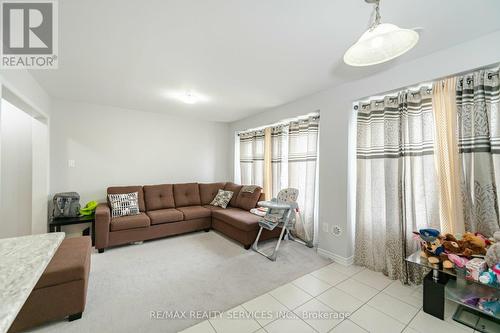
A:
[447,253,469,268]
[479,270,497,285]
[485,231,500,268]
[461,232,487,256]
[475,232,492,246]
[414,229,449,266]
[478,298,500,316]
[492,263,500,281]
[466,258,488,281]
[442,234,467,254]
[440,233,471,268]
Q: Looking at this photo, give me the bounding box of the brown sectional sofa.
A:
[95,182,281,252]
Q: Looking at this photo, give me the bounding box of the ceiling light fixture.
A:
[343,0,419,67]
[180,91,199,104]
[164,90,209,105]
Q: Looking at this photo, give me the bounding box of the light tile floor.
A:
[180,262,476,333]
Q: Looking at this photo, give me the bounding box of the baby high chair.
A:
[251,188,302,261]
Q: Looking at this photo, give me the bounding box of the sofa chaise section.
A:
[211,183,282,248]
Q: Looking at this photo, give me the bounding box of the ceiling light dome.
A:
[344,0,419,67]
[182,91,199,104]
[164,89,210,105]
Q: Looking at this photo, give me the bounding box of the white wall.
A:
[32,118,50,234]
[50,100,230,208]
[229,30,500,262]
[0,70,51,118]
[0,100,33,238]
[0,69,51,238]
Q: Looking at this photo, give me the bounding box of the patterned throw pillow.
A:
[210,189,233,209]
[108,192,140,218]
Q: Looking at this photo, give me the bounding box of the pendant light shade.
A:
[344,1,419,67]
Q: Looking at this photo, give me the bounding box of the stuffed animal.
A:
[442,233,474,257]
[414,229,449,266]
[441,234,469,268]
[492,263,500,281]
[485,231,500,268]
[479,270,497,285]
[447,253,469,268]
[475,232,492,246]
[442,234,467,254]
[462,232,487,256]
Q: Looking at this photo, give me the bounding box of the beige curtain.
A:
[432,77,465,235]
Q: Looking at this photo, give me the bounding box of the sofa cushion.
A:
[108,192,140,218]
[177,206,211,220]
[212,208,260,232]
[199,182,226,205]
[173,183,201,207]
[110,212,150,231]
[210,189,234,208]
[144,184,175,211]
[35,236,91,289]
[224,182,243,207]
[107,186,145,212]
[236,186,262,211]
[203,204,224,212]
[147,208,183,225]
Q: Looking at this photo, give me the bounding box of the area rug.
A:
[33,231,331,333]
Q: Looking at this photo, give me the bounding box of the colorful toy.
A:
[485,231,500,268]
[492,263,500,280]
[479,270,497,285]
[478,298,500,316]
[447,253,469,268]
[413,229,449,266]
[466,258,487,281]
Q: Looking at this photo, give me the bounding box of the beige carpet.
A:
[31,231,330,333]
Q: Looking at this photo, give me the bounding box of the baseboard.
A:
[317,248,354,266]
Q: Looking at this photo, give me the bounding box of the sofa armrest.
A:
[256,192,266,207]
[95,203,111,250]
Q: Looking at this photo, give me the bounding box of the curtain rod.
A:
[356,83,433,105]
[237,111,320,136]
[354,61,500,105]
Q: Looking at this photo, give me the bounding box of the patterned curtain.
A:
[288,116,319,245]
[239,130,265,187]
[355,88,439,283]
[270,124,289,197]
[270,116,319,245]
[457,68,500,237]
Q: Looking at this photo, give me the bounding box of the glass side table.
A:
[406,251,500,333]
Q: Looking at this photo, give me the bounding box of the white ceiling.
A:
[31,0,500,122]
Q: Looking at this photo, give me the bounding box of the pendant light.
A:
[344,0,419,67]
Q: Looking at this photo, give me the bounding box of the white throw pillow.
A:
[108,192,140,218]
[210,189,233,209]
